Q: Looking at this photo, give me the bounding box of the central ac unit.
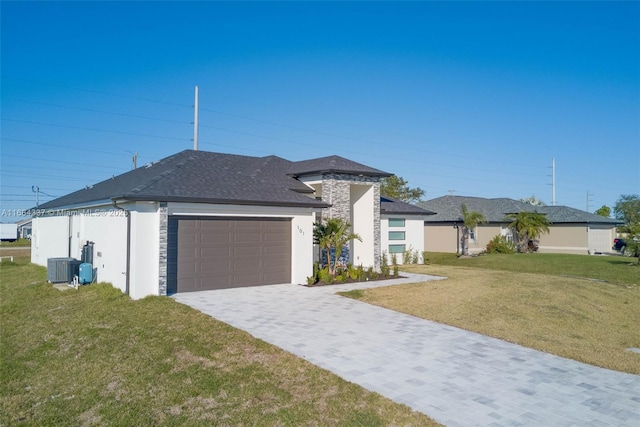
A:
[47,258,81,283]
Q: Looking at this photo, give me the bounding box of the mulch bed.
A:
[304,275,406,287]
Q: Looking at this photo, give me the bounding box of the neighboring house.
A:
[380,196,434,263]
[31,150,432,299]
[418,196,622,255]
[17,218,32,239]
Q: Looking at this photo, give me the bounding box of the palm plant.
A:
[313,218,362,276]
[506,211,550,253]
[460,204,487,256]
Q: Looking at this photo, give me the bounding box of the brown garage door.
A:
[170,217,291,292]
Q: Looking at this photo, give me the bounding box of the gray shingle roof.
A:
[381,196,435,216]
[288,155,391,178]
[418,196,622,224]
[38,150,329,210]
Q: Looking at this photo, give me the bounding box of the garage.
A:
[168,217,292,293]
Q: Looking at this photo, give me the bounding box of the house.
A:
[418,196,622,255]
[17,218,32,239]
[31,150,432,299]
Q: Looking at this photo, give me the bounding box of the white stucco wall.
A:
[350,184,375,267]
[31,206,128,291]
[381,215,426,264]
[128,202,161,299]
[31,215,71,265]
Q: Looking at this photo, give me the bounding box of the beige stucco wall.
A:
[424,224,504,254]
[425,222,617,255]
[538,225,587,254]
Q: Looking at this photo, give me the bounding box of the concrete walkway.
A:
[173,273,640,426]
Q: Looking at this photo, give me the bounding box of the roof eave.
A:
[118,195,330,209]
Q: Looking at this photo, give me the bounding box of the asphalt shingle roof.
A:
[288,155,391,178]
[417,196,622,224]
[38,150,329,210]
[380,196,435,216]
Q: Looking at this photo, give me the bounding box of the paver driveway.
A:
[173,272,640,426]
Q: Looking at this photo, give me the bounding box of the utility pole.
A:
[132,152,138,170]
[448,189,456,196]
[193,85,199,150]
[32,185,39,207]
[552,158,556,206]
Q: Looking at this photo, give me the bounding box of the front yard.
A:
[0,256,438,426]
[342,253,640,375]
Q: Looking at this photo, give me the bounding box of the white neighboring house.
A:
[380,196,434,264]
[32,150,432,299]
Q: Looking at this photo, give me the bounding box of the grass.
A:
[0,238,31,247]
[340,253,640,375]
[1,256,439,427]
[423,251,639,285]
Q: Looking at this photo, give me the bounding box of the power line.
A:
[2,119,190,142]
[9,99,192,125]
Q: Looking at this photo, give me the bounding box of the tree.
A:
[614,194,640,261]
[380,175,425,204]
[519,195,546,206]
[460,204,487,256]
[594,205,611,218]
[313,218,362,276]
[506,211,550,253]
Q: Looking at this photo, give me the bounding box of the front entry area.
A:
[168,217,291,293]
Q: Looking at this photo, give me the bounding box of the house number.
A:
[297,226,304,235]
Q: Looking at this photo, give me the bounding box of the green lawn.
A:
[0,238,31,247]
[423,251,639,285]
[1,256,439,426]
[341,253,640,374]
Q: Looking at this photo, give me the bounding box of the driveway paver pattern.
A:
[173,272,640,426]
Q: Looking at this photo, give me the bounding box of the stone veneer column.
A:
[158,202,168,296]
[321,173,382,270]
[372,180,381,270]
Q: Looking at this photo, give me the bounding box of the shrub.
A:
[347,264,359,281]
[402,249,411,264]
[380,251,390,277]
[421,251,429,264]
[393,264,399,277]
[486,235,516,254]
[318,267,333,284]
[357,264,366,281]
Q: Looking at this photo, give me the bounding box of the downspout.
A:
[112,200,131,296]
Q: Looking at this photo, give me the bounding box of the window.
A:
[389,244,406,254]
[469,228,476,242]
[388,231,405,240]
[388,218,405,227]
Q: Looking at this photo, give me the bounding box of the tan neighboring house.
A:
[418,196,622,255]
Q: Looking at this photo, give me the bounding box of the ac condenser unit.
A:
[47,258,81,283]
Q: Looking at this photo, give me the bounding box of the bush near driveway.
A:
[1,257,439,427]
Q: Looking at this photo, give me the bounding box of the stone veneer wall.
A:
[321,173,381,270]
[158,202,168,296]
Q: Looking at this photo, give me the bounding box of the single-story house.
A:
[418,195,622,255]
[17,218,32,239]
[31,149,433,299]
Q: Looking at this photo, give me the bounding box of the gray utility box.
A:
[47,258,81,283]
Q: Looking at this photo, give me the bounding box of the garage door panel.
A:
[172,217,291,292]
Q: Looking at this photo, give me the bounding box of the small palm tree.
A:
[460,204,487,256]
[506,211,550,253]
[313,218,362,276]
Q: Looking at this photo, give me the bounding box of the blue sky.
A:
[2,1,639,222]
